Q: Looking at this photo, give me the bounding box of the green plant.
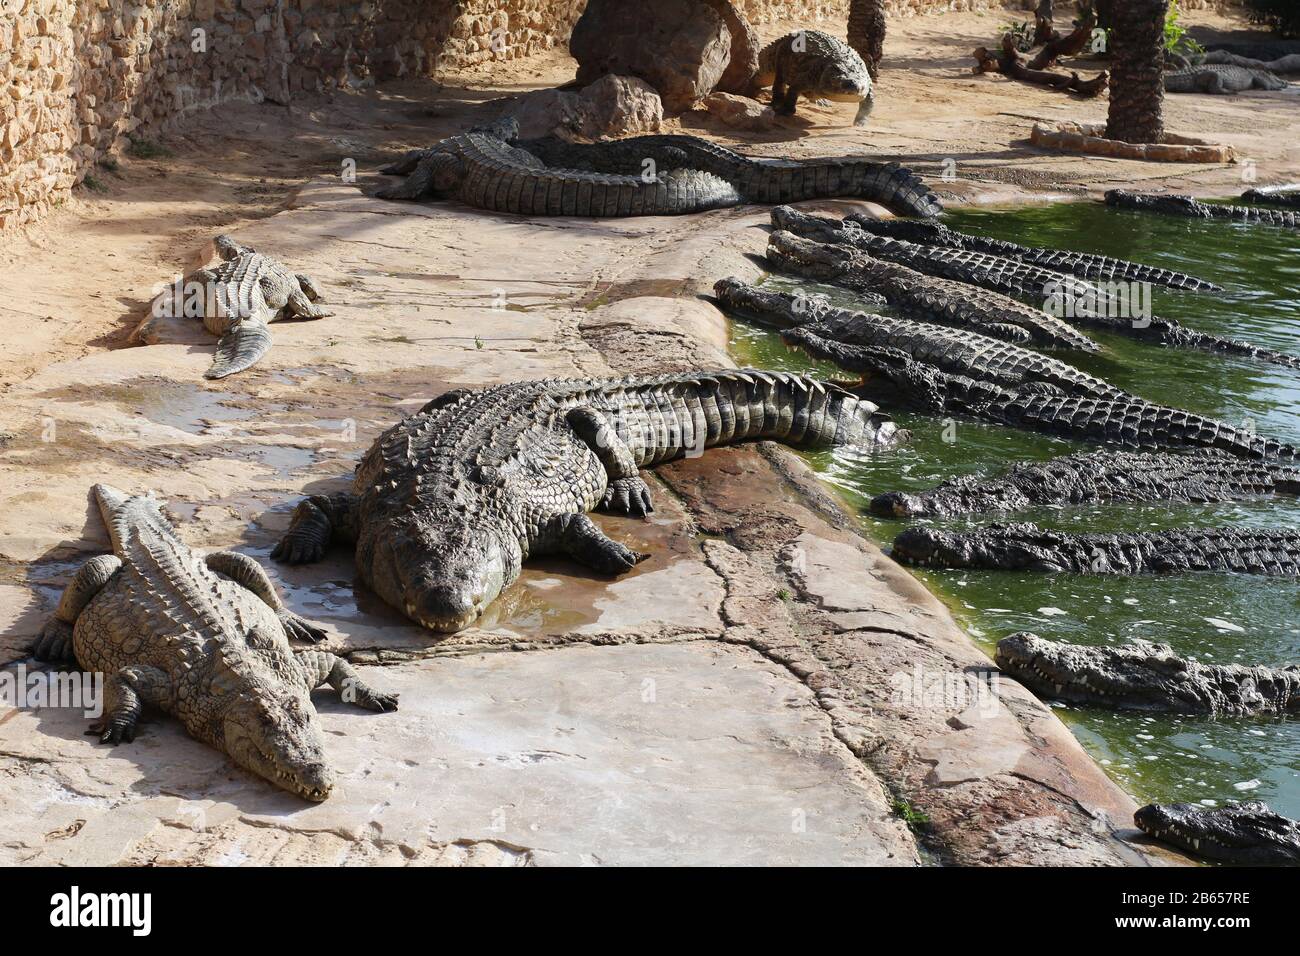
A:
[1163,1,1204,56]
[891,798,931,832]
[1244,0,1300,37]
[126,135,173,160]
[1001,20,1036,52]
[80,174,108,193]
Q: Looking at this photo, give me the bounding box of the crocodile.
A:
[783,323,1292,457]
[137,236,331,380]
[713,278,1123,399]
[29,484,397,801]
[1106,189,1300,230]
[764,228,1099,351]
[769,213,1300,370]
[869,449,1300,518]
[891,522,1300,575]
[839,215,1222,292]
[753,30,874,124]
[1163,63,1288,94]
[1242,187,1300,210]
[995,631,1300,716]
[1135,802,1300,865]
[379,119,942,219]
[271,370,905,633]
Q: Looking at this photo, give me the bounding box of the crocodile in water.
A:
[272,370,905,633]
[840,215,1222,292]
[1107,189,1300,229]
[869,449,1300,518]
[1135,802,1300,865]
[770,210,1300,370]
[996,631,1300,716]
[892,522,1300,575]
[30,484,397,801]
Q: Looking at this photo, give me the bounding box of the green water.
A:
[729,201,1300,816]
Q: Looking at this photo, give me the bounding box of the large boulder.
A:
[509,75,663,141]
[570,0,733,112]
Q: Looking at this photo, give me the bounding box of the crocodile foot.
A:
[600,477,655,517]
[279,611,327,644]
[32,618,75,663]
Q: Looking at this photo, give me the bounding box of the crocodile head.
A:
[712,276,831,329]
[766,228,854,280]
[845,215,950,245]
[891,522,1070,570]
[1105,190,1207,217]
[1135,801,1300,864]
[868,491,926,518]
[372,512,513,633]
[222,684,334,801]
[994,632,1204,710]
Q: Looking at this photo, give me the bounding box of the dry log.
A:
[973,35,1109,97]
[1027,9,1098,70]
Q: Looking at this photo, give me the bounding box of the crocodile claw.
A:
[89,719,136,745]
[32,618,75,663]
[600,477,655,518]
[271,532,326,565]
[280,611,328,644]
[361,691,400,713]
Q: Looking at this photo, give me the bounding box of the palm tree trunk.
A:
[847,0,886,80]
[1105,0,1169,144]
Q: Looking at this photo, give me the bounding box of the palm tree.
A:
[847,0,886,80]
[1105,0,1169,143]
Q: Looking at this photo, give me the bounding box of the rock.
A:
[510,74,662,140]
[700,91,776,131]
[570,0,732,112]
[705,0,760,95]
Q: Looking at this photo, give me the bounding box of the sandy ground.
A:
[0,2,1271,866]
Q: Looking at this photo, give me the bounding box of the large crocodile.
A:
[1107,189,1300,229]
[840,215,1222,292]
[764,228,1099,351]
[769,213,1300,370]
[379,120,942,219]
[995,631,1300,716]
[713,278,1122,398]
[892,523,1300,575]
[1135,802,1300,865]
[782,323,1291,458]
[1164,63,1288,94]
[752,30,874,124]
[272,370,905,633]
[869,449,1300,518]
[137,236,331,380]
[30,485,397,801]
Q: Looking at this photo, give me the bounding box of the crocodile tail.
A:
[207,322,273,379]
[93,483,175,555]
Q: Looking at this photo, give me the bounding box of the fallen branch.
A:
[973,35,1109,97]
[1027,9,1097,70]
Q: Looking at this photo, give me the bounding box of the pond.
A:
[728,199,1300,817]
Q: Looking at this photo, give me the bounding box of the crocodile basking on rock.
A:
[1107,189,1300,229]
[892,523,1300,575]
[839,216,1222,292]
[1135,802,1300,865]
[869,449,1300,518]
[770,211,1300,370]
[1164,63,1288,94]
[30,484,397,801]
[379,119,941,219]
[272,370,905,633]
[136,236,331,380]
[995,631,1300,716]
[714,278,1122,398]
[752,30,874,124]
[765,227,1099,351]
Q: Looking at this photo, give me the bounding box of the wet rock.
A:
[570,0,732,112]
